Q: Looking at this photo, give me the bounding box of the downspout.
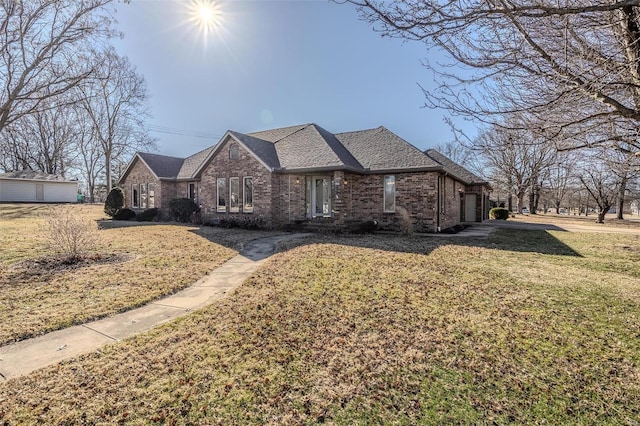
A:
[288,175,291,223]
[436,174,441,232]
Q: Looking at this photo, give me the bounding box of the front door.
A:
[465,193,477,222]
[312,177,331,217]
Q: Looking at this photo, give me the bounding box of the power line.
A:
[146,124,221,140]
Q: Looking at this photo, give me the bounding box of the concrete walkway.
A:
[0,233,310,381]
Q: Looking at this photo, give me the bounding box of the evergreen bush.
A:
[113,208,136,220]
[104,187,125,218]
[136,208,159,222]
[169,198,198,222]
[489,207,510,220]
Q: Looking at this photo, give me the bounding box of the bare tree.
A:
[0,0,116,135]
[345,1,640,152]
[605,145,640,219]
[78,48,154,193]
[71,105,104,202]
[1,104,80,175]
[475,123,556,213]
[543,152,576,214]
[578,150,624,223]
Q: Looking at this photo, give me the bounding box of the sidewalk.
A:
[0,233,310,381]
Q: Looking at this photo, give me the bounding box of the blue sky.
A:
[113,0,471,158]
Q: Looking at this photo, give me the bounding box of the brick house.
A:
[119,123,490,232]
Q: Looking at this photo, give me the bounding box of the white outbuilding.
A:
[0,171,78,203]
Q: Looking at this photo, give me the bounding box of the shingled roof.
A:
[223,123,440,173]
[123,124,487,182]
[0,171,75,182]
[335,126,441,171]
[177,146,216,179]
[424,149,488,185]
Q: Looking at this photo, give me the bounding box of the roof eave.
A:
[0,177,76,183]
[276,165,363,174]
[364,166,443,175]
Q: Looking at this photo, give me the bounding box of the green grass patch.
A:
[1,228,640,423]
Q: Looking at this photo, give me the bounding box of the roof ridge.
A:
[334,126,385,136]
[271,123,313,144]
[139,151,186,161]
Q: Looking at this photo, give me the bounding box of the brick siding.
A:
[123,145,481,232]
[120,158,163,210]
[199,139,276,226]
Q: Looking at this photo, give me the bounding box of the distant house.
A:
[0,171,78,203]
[119,123,491,232]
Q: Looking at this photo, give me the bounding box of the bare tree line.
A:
[348,0,640,222]
[0,0,153,202]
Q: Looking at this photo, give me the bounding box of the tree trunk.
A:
[617,177,627,220]
[105,152,112,194]
[529,191,536,214]
[517,191,525,213]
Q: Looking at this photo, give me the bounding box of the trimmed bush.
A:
[169,198,198,223]
[489,207,510,220]
[104,187,125,218]
[136,208,159,222]
[218,216,266,230]
[113,208,137,220]
[349,220,379,234]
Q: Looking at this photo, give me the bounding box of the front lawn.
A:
[0,204,276,345]
[1,228,639,424]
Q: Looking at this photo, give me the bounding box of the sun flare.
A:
[189,0,222,36]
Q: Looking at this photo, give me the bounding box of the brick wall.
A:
[199,138,276,226]
[338,172,441,233]
[120,158,164,210]
[122,147,482,233]
[439,176,464,230]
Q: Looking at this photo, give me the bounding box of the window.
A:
[229,177,240,212]
[305,177,312,216]
[148,183,155,208]
[140,183,147,208]
[243,177,253,213]
[188,183,196,202]
[132,184,139,208]
[229,144,239,160]
[383,175,395,213]
[217,178,226,212]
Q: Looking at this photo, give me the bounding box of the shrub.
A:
[489,207,510,220]
[104,187,125,218]
[136,208,159,222]
[349,220,379,234]
[218,216,266,230]
[396,206,414,235]
[113,208,137,220]
[169,198,198,223]
[44,206,99,261]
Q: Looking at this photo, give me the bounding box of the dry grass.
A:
[0,204,276,345]
[1,225,640,424]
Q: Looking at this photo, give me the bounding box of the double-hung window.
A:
[217,178,226,212]
[243,177,253,213]
[140,183,147,208]
[229,177,240,212]
[148,183,155,208]
[383,175,395,213]
[132,184,139,208]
